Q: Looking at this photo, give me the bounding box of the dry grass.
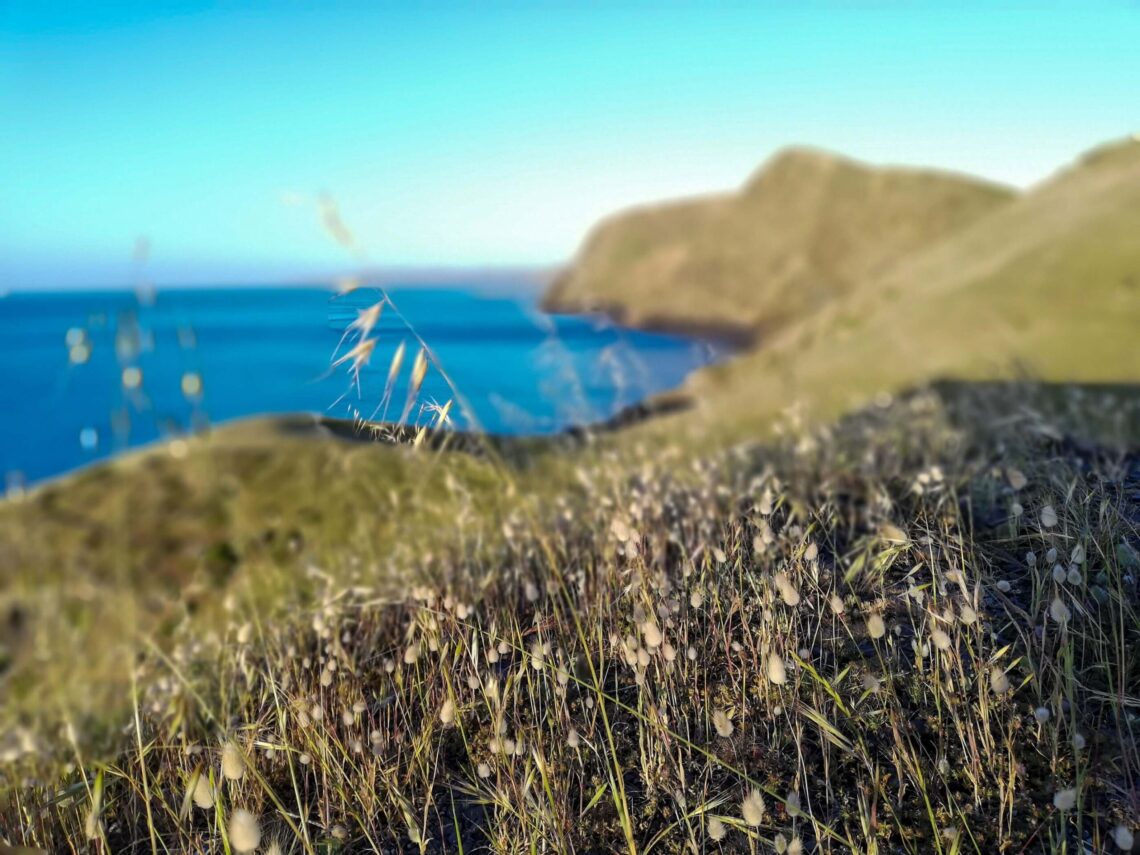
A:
[3,382,1138,853]
[3,143,1140,853]
[543,146,1016,337]
[545,139,1140,390]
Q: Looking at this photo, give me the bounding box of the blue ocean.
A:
[0,283,724,485]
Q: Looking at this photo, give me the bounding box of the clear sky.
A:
[2,1,1139,288]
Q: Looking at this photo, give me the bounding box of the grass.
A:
[544,138,1140,371]
[3,138,1140,851]
[542,146,1016,338]
[2,381,1139,852]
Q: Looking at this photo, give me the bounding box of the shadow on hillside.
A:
[924,378,1140,450]
[270,388,697,455]
[279,379,1140,463]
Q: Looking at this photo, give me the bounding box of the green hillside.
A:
[667,136,1140,442]
[543,147,1017,338]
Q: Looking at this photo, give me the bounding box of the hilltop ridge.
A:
[543,145,1017,338]
[634,135,1140,447]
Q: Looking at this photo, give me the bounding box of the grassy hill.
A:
[3,139,1140,853]
[668,136,1140,441]
[543,147,1017,339]
[543,136,1140,465]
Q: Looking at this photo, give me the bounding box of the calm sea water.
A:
[0,284,724,485]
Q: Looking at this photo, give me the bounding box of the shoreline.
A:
[4,284,729,490]
[4,381,708,498]
[541,291,760,349]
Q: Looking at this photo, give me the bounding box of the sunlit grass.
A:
[2,381,1137,852]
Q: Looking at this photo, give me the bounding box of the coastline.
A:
[540,288,760,349]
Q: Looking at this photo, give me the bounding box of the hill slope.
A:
[675,136,1140,437]
[543,147,1017,337]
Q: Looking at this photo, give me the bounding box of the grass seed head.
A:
[1049,596,1071,623]
[990,667,1011,694]
[1052,788,1077,811]
[774,573,801,607]
[867,613,886,639]
[192,772,214,809]
[707,816,726,841]
[741,789,765,826]
[411,346,428,387]
[641,621,663,648]
[713,709,734,738]
[767,651,787,685]
[439,697,456,726]
[786,790,801,817]
[1112,825,1134,851]
[221,741,245,781]
[228,808,262,853]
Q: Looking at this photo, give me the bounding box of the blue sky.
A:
[2,2,1139,288]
